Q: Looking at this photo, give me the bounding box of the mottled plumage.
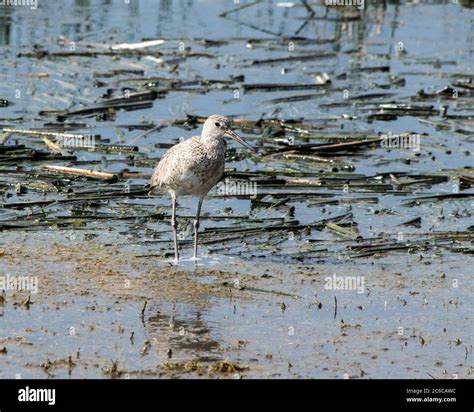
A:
[149,114,255,262]
[149,135,225,197]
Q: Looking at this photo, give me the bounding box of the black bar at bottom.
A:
[0,379,472,409]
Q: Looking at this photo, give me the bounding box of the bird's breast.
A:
[150,137,226,197]
[173,153,224,197]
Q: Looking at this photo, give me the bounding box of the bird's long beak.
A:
[224,129,257,153]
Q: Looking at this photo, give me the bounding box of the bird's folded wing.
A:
[150,137,205,189]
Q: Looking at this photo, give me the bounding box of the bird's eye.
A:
[215,122,221,127]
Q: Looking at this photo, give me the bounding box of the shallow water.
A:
[0,0,473,378]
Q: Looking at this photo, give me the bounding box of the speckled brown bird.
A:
[149,114,255,262]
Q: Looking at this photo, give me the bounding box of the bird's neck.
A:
[201,135,224,152]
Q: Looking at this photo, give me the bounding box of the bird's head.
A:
[202,114,256,152]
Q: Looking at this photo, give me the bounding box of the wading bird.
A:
[149,115,255,262]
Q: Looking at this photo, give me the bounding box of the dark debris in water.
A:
[0,1,473,265]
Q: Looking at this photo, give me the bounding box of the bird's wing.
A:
[149,137,206,190]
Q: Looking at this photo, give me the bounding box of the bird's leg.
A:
[193,198,203,261]
[171,196,179,262]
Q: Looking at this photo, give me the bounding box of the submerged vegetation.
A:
[0,0,472,379]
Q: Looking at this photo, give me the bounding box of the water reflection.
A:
[0,12,12,46]
[146,304,221,361]
[0,0,470,49]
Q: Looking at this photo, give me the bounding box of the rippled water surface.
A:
[0,0,472,378]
